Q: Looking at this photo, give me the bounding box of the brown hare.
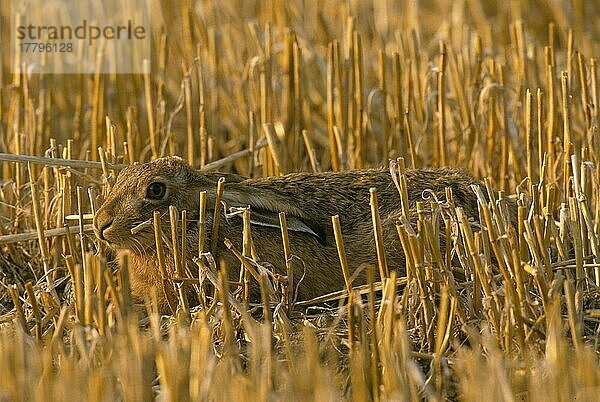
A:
[93,156,511,310]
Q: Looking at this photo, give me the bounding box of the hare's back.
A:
[243,169,395,219]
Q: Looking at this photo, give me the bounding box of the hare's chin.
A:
[115,240,156,253]
[106,235,156,253]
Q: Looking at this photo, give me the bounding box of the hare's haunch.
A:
[93,157,506,309]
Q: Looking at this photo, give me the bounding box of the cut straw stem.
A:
[0,141,268,173]
[24,282,41,339]
[326,42,340,171]
[279,212,294,311]
[183,73,194,165]
[210,178,226,256]
[143,59,157,158]
[370,188,389,280]
[263,123,285,174]
[456,208,499,332]
[174,208,190,315]
[332,215,352,293]
[0,224,94,245]
[353,31,364,169]
[119,253,132,313]
[83,253,94,326]
[437,41,447,166]
[242,208,252,304]
[153,210,177,314]
[223,238,262,283]
[301,130,320,172]
[96,256,106,335]
[367,263,380,400]
[198,191,207,257]
[29,163,57,302]
[525,89,534,183]
[9,286,29,336]
[563,279,582,353]
[562,71,572,197]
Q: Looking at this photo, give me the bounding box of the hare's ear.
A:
[247,209,326,244]
[221,183,327,244]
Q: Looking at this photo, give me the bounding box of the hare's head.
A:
[94,156,327,254]
[93,157,209,253]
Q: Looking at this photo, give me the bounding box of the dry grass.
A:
[1,0,600,400]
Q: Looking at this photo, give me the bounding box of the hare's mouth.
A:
[112,230,157,254]
[95,219,157,254]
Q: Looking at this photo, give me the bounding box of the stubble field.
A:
[1,0,600,400]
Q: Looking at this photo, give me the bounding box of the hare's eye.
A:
[146,182,167,200]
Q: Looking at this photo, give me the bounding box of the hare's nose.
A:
[95,218,114,241]
[99,220,113,241]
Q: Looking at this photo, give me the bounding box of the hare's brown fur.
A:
[93,157,511,310]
